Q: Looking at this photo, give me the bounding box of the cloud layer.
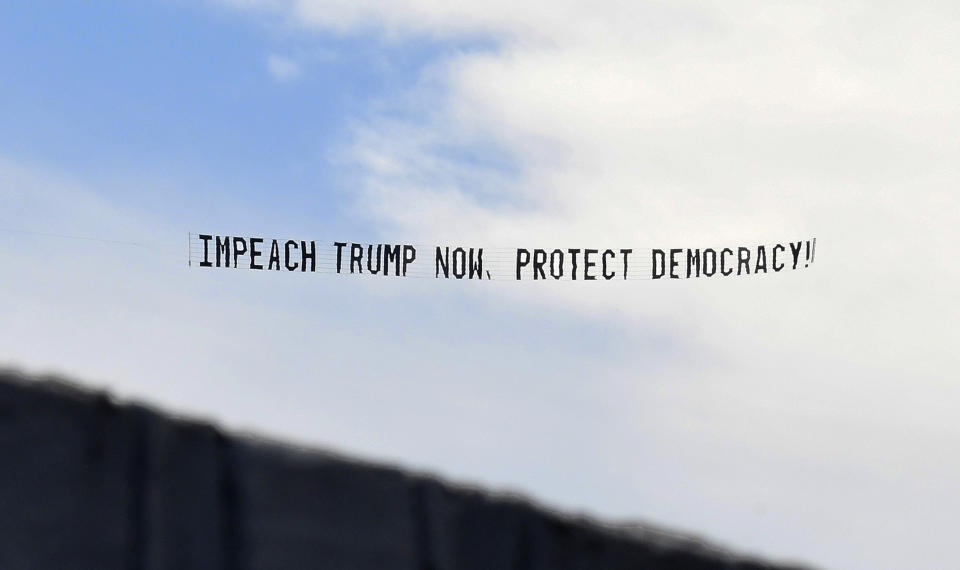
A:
[5,2,959,568]
[218,2,960,568]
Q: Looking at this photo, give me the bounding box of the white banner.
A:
[189,234,817,281]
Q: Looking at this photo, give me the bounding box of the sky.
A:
[1,1,958,568]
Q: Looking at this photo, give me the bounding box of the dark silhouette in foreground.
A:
[0,369,810,569]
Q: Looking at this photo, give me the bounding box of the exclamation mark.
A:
[805,240,811,268]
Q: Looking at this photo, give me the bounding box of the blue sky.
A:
[0,1,486,230]
[2,2,960,569]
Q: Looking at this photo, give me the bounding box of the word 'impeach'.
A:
[189,234,817,281]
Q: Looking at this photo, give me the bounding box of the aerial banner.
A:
[188,233,817,281]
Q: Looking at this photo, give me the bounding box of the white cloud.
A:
[266,53,302,82]
[216,2,960,568]
[18,2,960,568]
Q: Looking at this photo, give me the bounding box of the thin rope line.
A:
[0,226,151,248]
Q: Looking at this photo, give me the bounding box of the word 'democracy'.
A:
[189,234,817,282]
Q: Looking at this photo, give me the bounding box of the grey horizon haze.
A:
[1,1,958,569]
